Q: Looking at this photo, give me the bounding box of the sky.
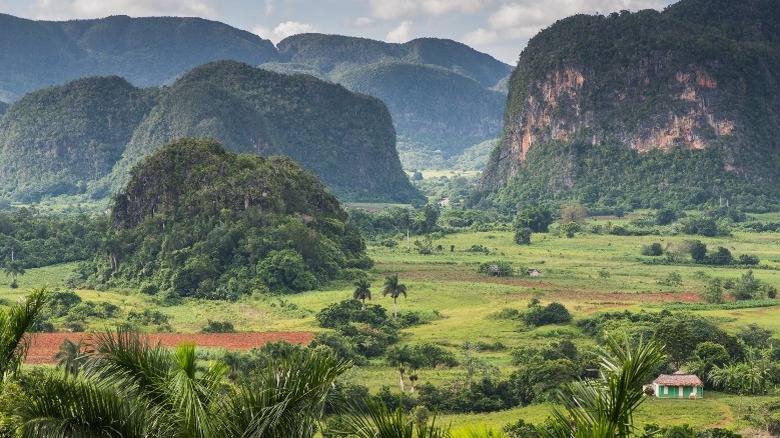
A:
[0,0,677,64]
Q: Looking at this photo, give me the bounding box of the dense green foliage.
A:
[85,138,370,298]
[0,14,278,100]
[481,0,780,210]
[0,208,104,269]
[0,77,156,202]
[482,141,779,214]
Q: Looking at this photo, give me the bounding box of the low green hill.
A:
[89,138,370,298]
[0,76,155,202]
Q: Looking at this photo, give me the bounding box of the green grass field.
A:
[5,218,780,434]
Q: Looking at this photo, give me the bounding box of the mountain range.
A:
[0,61,422,204]
[0,14,511,169]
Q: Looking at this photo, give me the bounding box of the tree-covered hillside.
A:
[89,138,370,298]
[268,33,512,167]
[276,34,511,88]
[0,77,156,202]
[480,0,780,211]
[98,61,421,203]
[0,14,278,101]
[0,62,422,204]
[334,61,505,166]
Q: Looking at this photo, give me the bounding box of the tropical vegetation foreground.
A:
[1,209,779,436]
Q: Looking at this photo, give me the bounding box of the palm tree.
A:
[382,274,407,319]
[0,287,47,382]
[53,338,87,377]
[543,332,666,438]
[353,279,372,309]
[12,327,351,438]
[4,260,25,288]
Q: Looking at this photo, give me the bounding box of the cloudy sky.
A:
[0,0,676,64]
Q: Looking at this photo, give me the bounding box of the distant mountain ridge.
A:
[0,15,511,169]
[0,61,423,204]
[270,34,512,167]
[479,0,780,210]
[0,14,278,102]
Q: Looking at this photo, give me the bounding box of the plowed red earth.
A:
[25,332,314,365]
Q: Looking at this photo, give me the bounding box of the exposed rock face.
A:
[481,1,780,194]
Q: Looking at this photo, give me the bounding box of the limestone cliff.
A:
[481,0,780,208]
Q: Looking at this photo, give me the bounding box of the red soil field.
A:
[25,332,315,365]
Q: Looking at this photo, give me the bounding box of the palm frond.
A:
[14,372,154,438]
[227,349,351,437]
[0,287,47,379]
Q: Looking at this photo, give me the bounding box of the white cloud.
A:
[462,27,500,47]
[386,20,413,43]
[252,20,316,43]
[488,0,665,38]
[264,0,274,15]
[345,16,374,27]
[29,0,215,20]
[369,0,490,20]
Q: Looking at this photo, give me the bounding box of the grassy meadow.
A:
[4,214,780,433]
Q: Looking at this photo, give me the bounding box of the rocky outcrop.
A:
[481,2,780,194]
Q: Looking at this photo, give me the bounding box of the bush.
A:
[738,254,760,265]
[523,302,572,326]
[641,242,664,256]
[316,300,390,329]
[478,261,513,277]
[201,320,235,333]
[514,227,532,245]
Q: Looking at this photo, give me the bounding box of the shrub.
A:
[478,261,513,277]
[514,227,532,245]
[641,242,664,256]
[738,254,760,265]
[523,302,572,326]
[201,319,235,333]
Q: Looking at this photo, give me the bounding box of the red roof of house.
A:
[653,370,703,386]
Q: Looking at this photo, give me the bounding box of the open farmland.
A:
[4,214,780,434]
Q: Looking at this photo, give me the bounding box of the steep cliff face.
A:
[481,1,780,207]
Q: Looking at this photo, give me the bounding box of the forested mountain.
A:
[0,14,277,101]
[101,61,421,203]
[0,14,511,169]
[276,34,510,88]
[333,61,505,166]
[89,138,370,298]
[0,62,421,204]
[479,0,780,211]
[0,101,6,116]
[268,34,513,167]
[0,77,156,202]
